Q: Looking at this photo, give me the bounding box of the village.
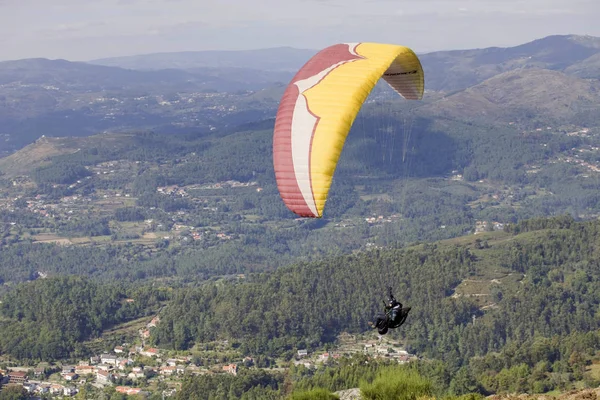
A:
[0,121,597,250]
[0,314,417,398]
[0,162,266,247]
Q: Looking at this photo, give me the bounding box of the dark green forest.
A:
[0,216,597,396]
[0,276,166,362]
[149,215,599,395]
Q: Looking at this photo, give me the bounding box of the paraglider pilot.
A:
[372,287,411,335]
[385,287,403,322]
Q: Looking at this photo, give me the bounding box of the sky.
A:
[1,0,599,61]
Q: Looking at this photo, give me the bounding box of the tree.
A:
[450,367,479,396]
[0,385,28,400]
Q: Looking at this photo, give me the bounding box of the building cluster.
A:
[474,220,505,234]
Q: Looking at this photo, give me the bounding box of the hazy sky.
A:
[1,0,599,61]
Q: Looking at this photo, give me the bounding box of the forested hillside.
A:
[150,216,600,396]
[1,116,599,289]
[0,216,597,397]
[0,276,167,361]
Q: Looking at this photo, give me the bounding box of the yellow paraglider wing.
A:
[273,42,424,218]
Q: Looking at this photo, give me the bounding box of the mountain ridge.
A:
[1,33,600,155]
[421,67,600,125]
[89,46,318,72]
[84,34,600,92]
[419,34,600,91]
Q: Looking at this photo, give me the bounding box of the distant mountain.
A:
[421,68,600,125]
[89,47,317,72]
[88,35,600,93]
[1,34,600,155]
[0,58,290,92]
[565,52,600,79]
[0,58,286,152]
[0,58,195,88]
[420,34,600,91]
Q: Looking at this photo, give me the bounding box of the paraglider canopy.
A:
[273,42,424,218]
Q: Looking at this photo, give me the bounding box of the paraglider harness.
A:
[372,287,411,335]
